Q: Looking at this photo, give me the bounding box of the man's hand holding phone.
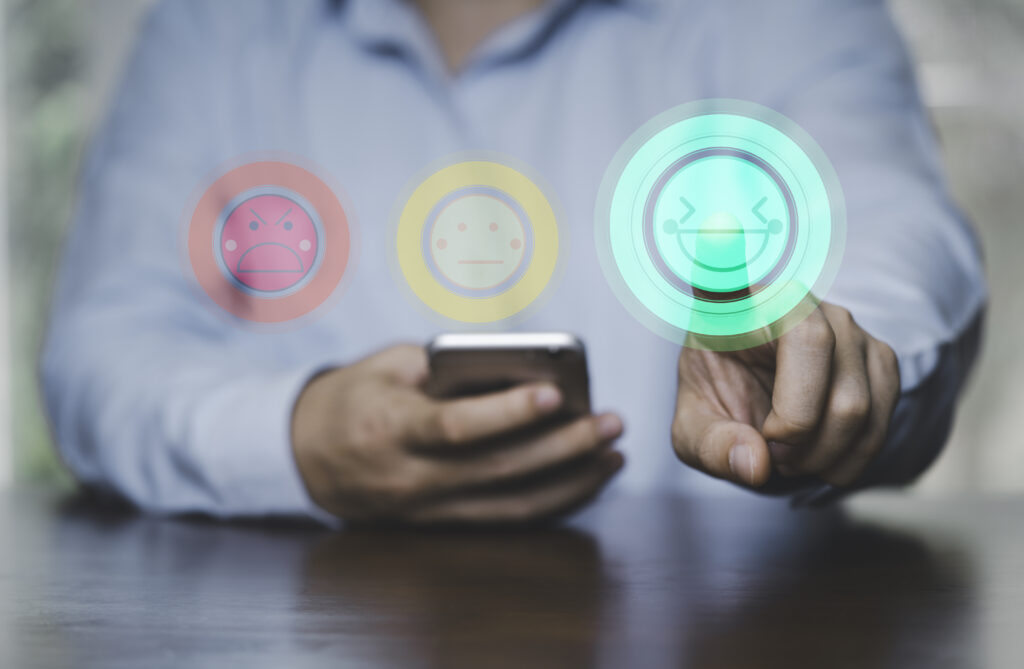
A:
[291,345,624,525]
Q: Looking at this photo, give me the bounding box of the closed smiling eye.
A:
[662,196,697,234]
[751,196,783,235]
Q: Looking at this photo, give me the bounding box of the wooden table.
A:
[1,488,1021,668]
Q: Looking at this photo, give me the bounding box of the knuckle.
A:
[562,418,599,453]
[507,394,539,428]
[435,407,466,444]
[798,318,837,350]
[829,304,855,326]
[774,412,819,441]
[350,411,398,449]
[379,345,428,384]
[389,344,426,368]
[693,423,723,470]
[881,343,900,375]
[518,387,542,418]
[585,416,607,445]
[546,421,596,463]
[672,419,715,469]
[830,386,871,425]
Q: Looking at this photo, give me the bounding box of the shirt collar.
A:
[340,0,430,55]
[338,0,658,75]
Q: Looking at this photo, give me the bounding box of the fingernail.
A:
[729,443,756,485]
[597,413,624,440]
[534,386,562,411]
[605,451,625,472]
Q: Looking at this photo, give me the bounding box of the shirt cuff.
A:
[190,361,343,525]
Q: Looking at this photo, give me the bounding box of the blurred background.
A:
[2,0,1022,492]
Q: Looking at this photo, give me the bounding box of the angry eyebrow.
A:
[249,207,270,227]
[273,207,293,226]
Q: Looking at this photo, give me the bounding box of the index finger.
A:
[761,307,836,446]
[409,383,565,449]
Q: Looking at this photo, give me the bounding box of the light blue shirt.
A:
[42,0,986,518]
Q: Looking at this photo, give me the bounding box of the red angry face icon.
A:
[216,191,321,295]
[187,159,352,323]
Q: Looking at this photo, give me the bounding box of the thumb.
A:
[671,394,772,487]
[363,344,429,387]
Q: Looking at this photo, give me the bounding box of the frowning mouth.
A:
[457,260,505,265]
[236,242,305,273]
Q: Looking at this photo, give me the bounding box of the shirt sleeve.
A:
[40,0,336,521]
[704,0,987,494]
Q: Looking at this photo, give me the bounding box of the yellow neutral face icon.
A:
[395,160,559,323]
[428,191,528,294]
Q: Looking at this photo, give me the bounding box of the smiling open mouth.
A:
[673,227,773,273]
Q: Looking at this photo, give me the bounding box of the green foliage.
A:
[6,0,86,486]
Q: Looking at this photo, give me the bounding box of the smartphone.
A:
[425,332,591,417]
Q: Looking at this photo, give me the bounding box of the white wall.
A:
[891,0,1024,494]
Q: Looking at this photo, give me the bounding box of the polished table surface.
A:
[1,488,1022,668]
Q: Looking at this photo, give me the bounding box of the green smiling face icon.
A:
[596,100,845,351]
[648,148,794,301]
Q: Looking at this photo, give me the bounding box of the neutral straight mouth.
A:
[457,260,505,264]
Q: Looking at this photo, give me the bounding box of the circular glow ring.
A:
[396,160,559,323]
[187,160,351,323]
[596,100,845,350]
